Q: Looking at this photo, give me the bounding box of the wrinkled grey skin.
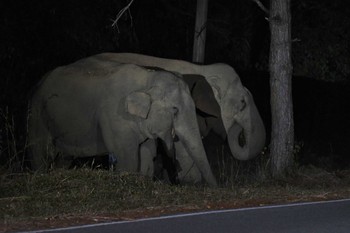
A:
[99,53,266,184]
[28,55,217,187]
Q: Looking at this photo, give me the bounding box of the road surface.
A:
[23,199,350,233]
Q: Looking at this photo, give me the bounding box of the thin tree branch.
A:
[195,22,208,39]
[252,0,269,15]
[111,0,135,32]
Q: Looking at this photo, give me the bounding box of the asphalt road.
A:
[25,199,350,233]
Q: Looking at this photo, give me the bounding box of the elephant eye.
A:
[240,99,246,111]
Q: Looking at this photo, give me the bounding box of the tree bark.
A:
[269,0,294,177]
[192,0,208,63]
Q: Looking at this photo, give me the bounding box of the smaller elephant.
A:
[28,55,217,187]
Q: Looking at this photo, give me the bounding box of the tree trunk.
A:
[269,0,294,177]
[192,0,208,63]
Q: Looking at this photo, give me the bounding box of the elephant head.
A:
[203,65,266,160]
[125,87,177,152]
[97,53,266,161]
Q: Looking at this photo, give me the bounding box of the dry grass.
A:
[1,166,350,232]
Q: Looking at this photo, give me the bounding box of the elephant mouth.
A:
[227,123,251,160]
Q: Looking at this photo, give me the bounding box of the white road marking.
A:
[22,198,350,233]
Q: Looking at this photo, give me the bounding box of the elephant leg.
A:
[111,137,139,173]
[99,113,141,173]
[100,128,139,173]
[175,142,202,184]
[140,138,176,183]
[29,119,56,171]
[154,138,179,185]
[139,139,156,177]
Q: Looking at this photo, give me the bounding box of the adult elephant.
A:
[28,55,217,187]
[97,53,266,183]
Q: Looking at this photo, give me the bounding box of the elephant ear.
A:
[206,76,223,102]
[125,91,151,119]
[192,79,221,118]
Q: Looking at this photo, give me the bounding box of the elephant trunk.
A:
[175,110,218,187]
[228,101,266,161]
[178,129,217,187]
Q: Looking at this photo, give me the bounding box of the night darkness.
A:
[1,0,350,170]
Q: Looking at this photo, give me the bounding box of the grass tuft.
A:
[1,165,350,228]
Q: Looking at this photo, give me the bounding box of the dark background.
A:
[1,0,349,171]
